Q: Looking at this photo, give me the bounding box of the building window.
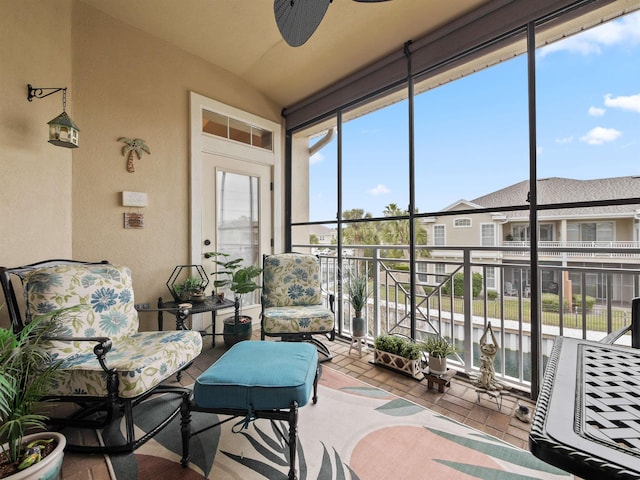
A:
[454,218,472,228]
[511,223,554,241]
[481,224,495,246]
[417,261,428,283]
[435,263,446,283]
[433,225,445,246]
[539,224,554,242]
[486,267,496,289]
[512,224,528,241]
[567,222,614,242]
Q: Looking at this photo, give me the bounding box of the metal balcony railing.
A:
[297,243,640,392]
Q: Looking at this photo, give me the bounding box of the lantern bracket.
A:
[27,84,66,102]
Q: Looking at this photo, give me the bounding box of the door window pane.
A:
[216,170,260,303]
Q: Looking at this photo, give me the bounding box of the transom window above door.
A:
[202,110,273,151]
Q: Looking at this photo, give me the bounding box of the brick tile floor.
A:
[60,333,537,479]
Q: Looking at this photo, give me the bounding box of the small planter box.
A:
[373,349,423,380]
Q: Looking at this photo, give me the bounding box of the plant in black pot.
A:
[205,252,262,347]
[346,270,370,338]
[0,311,68,479]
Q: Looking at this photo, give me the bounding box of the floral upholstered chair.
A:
[0,259,202,453]
[261,252,335,360]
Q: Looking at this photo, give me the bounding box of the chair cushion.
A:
[49,330,203,398]
[262,253,323,307]
[194,341,318,410]
[262,305,334,335]
[24,264,139,349]
[21,263,203,399]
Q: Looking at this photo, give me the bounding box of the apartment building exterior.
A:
[424,176,640,303]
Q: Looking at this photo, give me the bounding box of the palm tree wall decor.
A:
[118,137,151,173]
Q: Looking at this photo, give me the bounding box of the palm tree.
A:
[380,203,429,259]
[118,137,150,173]
[342,209,379,258]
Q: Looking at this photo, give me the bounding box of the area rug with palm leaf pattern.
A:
[102,367,571,480]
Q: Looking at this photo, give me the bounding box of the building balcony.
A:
[501,241,640,259]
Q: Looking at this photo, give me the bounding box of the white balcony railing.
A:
[502,240,640,258]
[295,243,640,393]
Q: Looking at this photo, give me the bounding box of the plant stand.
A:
[349,336,368,358]
[422,368,456,393]
[475,388,504,411]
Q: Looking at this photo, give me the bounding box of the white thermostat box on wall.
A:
[122,191,148,207]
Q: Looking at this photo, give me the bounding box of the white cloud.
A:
[369,184,390,196]
[555,136,574,144]
[309,152,324,165]
[604,93,640,113]
[588,106,605,116]
[538,11,640,57]
[580,126,621,145]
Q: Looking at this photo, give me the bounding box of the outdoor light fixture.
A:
[27,84,80,148]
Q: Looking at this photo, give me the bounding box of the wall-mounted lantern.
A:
[27,84,80,148]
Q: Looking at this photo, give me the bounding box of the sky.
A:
[307,9,640,222]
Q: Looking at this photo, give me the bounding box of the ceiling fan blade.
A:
[274,0,331,47]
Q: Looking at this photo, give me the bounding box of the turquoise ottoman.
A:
[180,341,319,480]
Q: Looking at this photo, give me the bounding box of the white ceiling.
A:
[78,0,488,107]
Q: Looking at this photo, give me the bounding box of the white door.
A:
[190,93,281,331]
[201,153,272,319]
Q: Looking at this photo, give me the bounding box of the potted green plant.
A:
[421,336,456,375]
[372,334,424,379]
[205,252,262,346]
[0,314,67,479]
[345,270,370,338]
[173,276,207,303]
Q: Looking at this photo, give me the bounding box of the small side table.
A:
[349,336,368,358]
[422,368,456,393]
[156,296,236,348]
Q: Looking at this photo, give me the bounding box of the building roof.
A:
[468,176,640,220]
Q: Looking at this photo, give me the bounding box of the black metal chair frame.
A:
[260,253,336,361]
[0,259,194,454]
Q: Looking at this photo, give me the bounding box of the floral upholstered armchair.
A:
[261,252,335,360]
[0,259,202,453]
